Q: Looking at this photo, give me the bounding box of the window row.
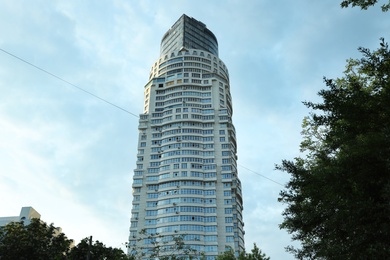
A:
[137,170,217,179]
[153,215,217,224]
[159,150,215,158]
[154,206,216,215]
[145,181,215,190]
[154,121,213,130]
[150,129,214,137]
[159,135,214,144]
[143,197,217,208]
[145,163,218,174]
[157,91,212,100]
[143,234,217,244]
[143,244,217,253]
[156,85,211,95]
[155,224,217,233]
[158,142,214,151]
[157,188,216,197]
[155,97,212,107]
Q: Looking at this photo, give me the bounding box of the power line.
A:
[238,164,284,187]
[1,47,284,187]
[0,47,139,119]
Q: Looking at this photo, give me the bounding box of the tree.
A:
[340,0,390,11]
[247,244,270,260]
[0,218,73,259]
[127,229,201,260]
[68,236,129,260]
[216,244,270,260]
[277,39,390,259]
[216,247,240,260]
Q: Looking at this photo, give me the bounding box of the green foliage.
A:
[247,244,270,260]
[0,219,128,260]
[277,39,390,259]
[340,0,390,11]
[68,237,129,260]
[216,247,238,260]
[216,244,270,260]
[127,229,201,260]
[0,218,73,259]
[129,231,270,260]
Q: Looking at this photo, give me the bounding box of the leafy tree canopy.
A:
[216,244,270,260]
[128,230,270,260]
[0,218,73,260]
[277,39,390,259]
[127,229,200,260]
[340,0,390,11]
[68,237,129,260]
[0,219,128,260]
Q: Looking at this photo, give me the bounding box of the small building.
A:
[0,206,41,226]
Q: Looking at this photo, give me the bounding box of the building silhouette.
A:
[0,206,66,238]
[129,14,244,259]
[0,206,41,227]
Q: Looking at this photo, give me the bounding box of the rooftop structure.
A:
[0,206,41,226]
[160,14,218,56]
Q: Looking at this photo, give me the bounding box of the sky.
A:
[0,1,388,259]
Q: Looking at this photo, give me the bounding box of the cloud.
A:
[0,1,389,259]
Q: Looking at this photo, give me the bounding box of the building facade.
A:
[0,206,41,227]
[129,15,244,259]
[0,206,69,244]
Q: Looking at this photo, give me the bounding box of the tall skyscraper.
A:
[129,15,244,259]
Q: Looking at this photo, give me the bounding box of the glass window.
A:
[226,226,233,232]
[133,179,143,184]
[226,236,234,242]
[130,221,138,228]
[204,235,217,242]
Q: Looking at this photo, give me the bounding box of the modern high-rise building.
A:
[129,14,244,259]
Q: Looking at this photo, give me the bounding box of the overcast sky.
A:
[0,1,388,259]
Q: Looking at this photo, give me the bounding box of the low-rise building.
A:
[0,206,41,226]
